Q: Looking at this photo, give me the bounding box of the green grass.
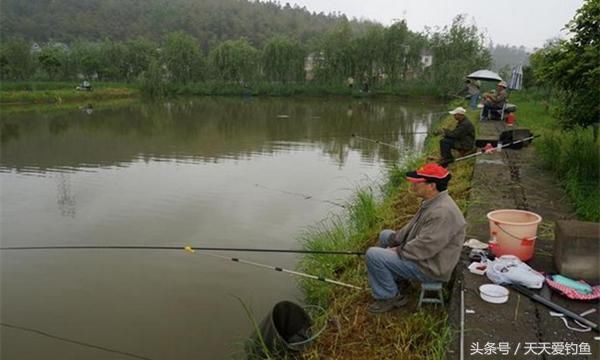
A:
[510,90,600,221]
[296,112,475,358]
[0,81,139,105]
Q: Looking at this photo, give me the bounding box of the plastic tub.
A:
[487,209,542,261]
[479,284,509,304]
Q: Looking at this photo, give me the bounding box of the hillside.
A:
[0,0,373,49]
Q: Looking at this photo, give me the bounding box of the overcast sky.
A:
[282,0,584,49]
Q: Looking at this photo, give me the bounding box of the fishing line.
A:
[0,245,365,256]
[351,134,413,150]
[183,247,363,290]
[313,130,434,139]
[0,322,155,360]
[253,183,346,208]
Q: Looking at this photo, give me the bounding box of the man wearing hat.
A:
[437,106,475,166]
[481,80,508,121]
[365,163,466,313]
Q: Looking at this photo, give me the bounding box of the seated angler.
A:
[365,163,466,313]
[437,107,475,166]
[481,80,508,120]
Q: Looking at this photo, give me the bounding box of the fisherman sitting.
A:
[481,80,507,120]
[435,107,475,167]
[365,163,466,313]
[76,80,92,91]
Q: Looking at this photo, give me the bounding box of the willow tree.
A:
[161,32,205,84]
[123,37,158,82]
[426,15,491,96]
[261,35,306,83]
[313,19,355,84]
[381,21,411,84]
[70,40,102,80]
[98,39,129,81]
[209,38,259,83]
[352,25,385,84]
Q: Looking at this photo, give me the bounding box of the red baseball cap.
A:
[406,163,450,183]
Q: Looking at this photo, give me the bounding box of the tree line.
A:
[0,0,372,49]
[0,16,491,97]
[528,0,598,129]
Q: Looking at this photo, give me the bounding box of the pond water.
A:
[0,96,444,360]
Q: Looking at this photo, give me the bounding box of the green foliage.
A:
[1,0,372,48]
[209,38,259,82]
[0,4,493,97]
[528,0,599,128]
[534,128,599,220]
[298,188,381,304]
[70,40,102,79]
[123,37,158,81]
[98,39,129,80]
[314,20,355,84]
[425,15,491,96]
[141,58,166,98]
[510,91,600,221]
[162,32,205,84]
[0,39,34,80]
[261,36,306,83]
[352,25,385,82]
[37,46,63,80]
[381,21,412,83]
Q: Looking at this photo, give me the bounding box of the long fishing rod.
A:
[453,134,540,163]
[0,245,365,256]
[183,247,363,290]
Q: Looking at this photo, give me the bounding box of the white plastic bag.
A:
[485,255,544,289]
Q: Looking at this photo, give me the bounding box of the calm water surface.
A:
[0,96,443,359]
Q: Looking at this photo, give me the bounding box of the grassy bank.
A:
[509,90,599,221]
[163,80,440,97]
[297,108,476,359]
[0,81,139,105]
[0,80,443,107]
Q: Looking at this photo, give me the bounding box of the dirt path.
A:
[446,120,599,359]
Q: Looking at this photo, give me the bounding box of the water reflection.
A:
[1,97,441,173]
[0,96,444,360]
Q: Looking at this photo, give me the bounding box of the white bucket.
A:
[487,209,542,261]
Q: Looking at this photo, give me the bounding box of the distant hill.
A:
[488,44,530,71]
[0,0,373,49]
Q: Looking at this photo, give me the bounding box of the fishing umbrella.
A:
[466,69,503,82]
[508,64,523,90]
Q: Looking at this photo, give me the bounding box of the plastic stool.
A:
[418,282,444,308]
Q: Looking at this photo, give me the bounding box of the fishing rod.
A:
[511,284,599,333]
[183,247,363,290]
[453,134,540,163]
[253,183,346,208]
[0,245,365,256]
